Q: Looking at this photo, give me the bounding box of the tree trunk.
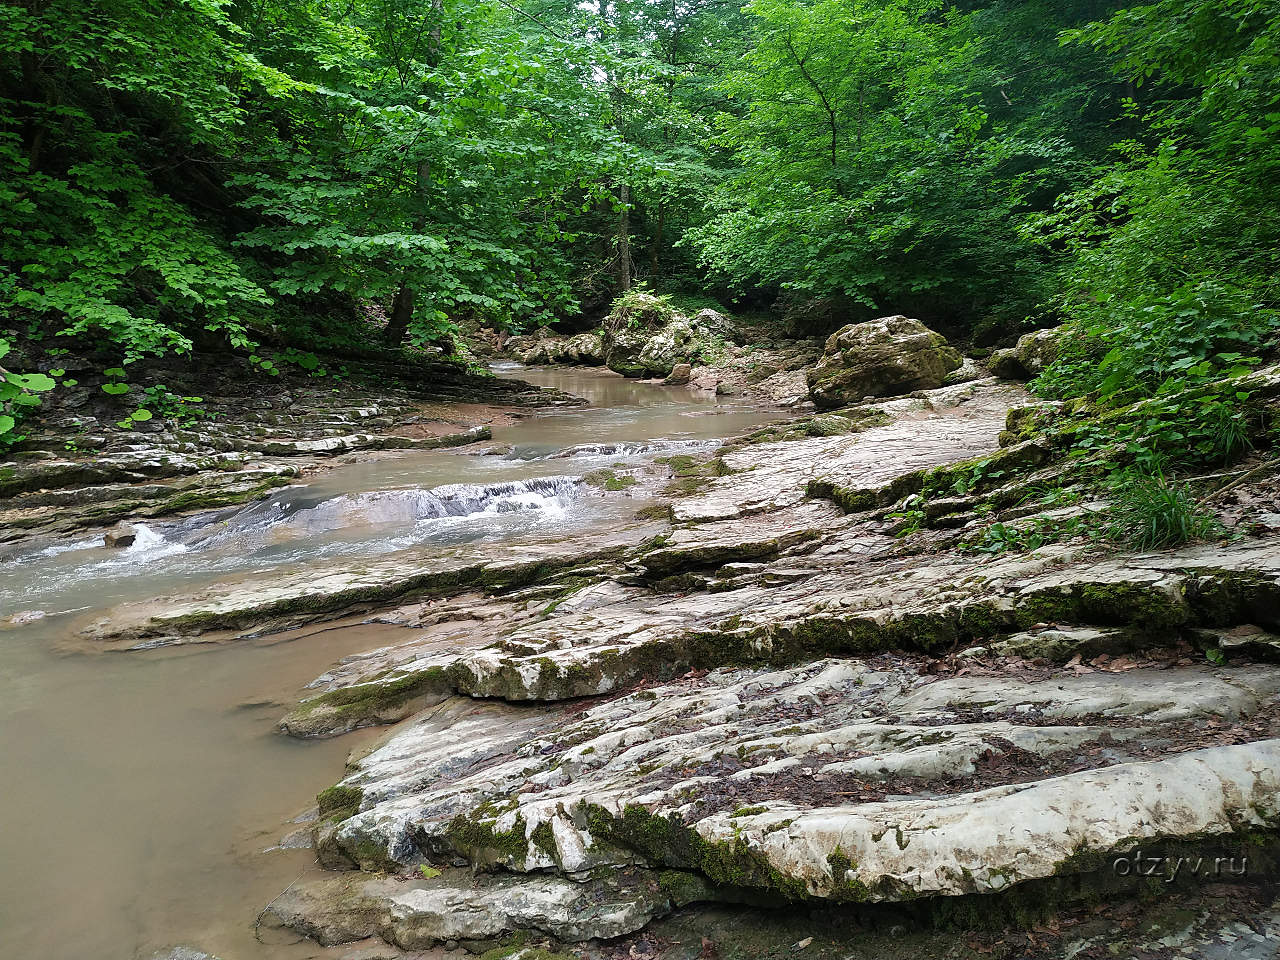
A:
[385,157,432,346]
[385,278,416,346]
[385,2,442,347]
[609,171,631,292]
[649,198,664,277]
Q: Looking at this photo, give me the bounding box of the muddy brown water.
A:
[0,367,780,960]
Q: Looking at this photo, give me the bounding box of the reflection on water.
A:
[0,366,780,960]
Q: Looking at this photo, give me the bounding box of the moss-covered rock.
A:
[807,316,963,409]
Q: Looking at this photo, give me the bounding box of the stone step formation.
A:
[77,363,1280,958]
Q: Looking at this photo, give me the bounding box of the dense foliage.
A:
[1,0,1277,441]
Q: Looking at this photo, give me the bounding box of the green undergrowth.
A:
[862,368,1280,555]
[1104,472,1224,551]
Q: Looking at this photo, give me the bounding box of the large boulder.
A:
[602,301,737,378]
[987,325,1063,381]
[806,315,963,408]
[511,330,604,366]
[635,318,706,377]
[562,332,604,365]
[601,328,651,377]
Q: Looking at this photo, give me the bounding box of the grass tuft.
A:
[1106,471,1222,550]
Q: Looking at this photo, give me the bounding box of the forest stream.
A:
[0,368,778,960]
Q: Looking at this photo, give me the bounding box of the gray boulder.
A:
[664,362,692,385]
[512,330,604,366]
[806,315,962,408]
[563,332,604,365]
[635,319,704,377]
[604,306,737,379]
[988,325,1063,381]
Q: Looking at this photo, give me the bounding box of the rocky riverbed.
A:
[5,323,1280,960]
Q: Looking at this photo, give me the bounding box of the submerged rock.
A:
[806,316,963,408]
[103,520,137,548]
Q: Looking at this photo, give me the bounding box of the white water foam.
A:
[525,438,721,461]
[117,524,190,562]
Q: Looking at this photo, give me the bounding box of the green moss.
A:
[529,820,558,858]
[586,803,809,901]
[633,502,672,521]
[282,666,452,736]
[343,831,400,873]
[998,405,1050,448]
[825,846,874,902]
[583,468,637,491]
[657,869,711,907]
[807,469,924,514]
[1014,581,1188,637]
[445,812,532,868]
[478,935,578,960]
[316,784,362,822]
[158,473,293,515]
[730,805,769,818]
[1186,568,1280,628]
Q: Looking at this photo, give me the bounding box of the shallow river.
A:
[0,368,777,960]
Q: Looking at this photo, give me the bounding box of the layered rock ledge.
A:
[81,368,1280,956]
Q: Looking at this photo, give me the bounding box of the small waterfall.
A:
[186,475,585,544]
[119,523,189,560]
[524,438,722,460]
[407,476,582,518]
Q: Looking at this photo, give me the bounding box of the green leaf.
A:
[131,408,153,422]
[102,383,131,395]
[104,368,127,378]
[16,373,56,392]
[0,415,13,434]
